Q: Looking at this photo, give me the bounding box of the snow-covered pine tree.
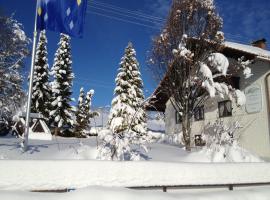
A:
[98,43,147,160]
[74,88,98,138]
[85,89,98,117]
[74,87,86,138]
[31,30,50,121]
[84,89,99,130]
[108,42,147,138]
[50,34,74,137]
[126,45,147,143]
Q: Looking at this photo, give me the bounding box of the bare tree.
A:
[150,0,251,151]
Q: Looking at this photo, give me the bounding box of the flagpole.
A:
[23,0,39,151]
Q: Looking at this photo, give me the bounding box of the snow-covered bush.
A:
[201,120,262,162]
[97,129,147,161]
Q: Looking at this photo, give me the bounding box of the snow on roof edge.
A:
[224,41,270,61]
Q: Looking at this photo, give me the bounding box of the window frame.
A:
[194,105,205,121]
[218,100,232,118]
[175,111,182,124]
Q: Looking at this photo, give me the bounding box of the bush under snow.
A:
[97,129,148,161]
[199,120,262,162]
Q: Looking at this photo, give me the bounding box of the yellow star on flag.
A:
[77,0,81,6]
[38,7,42,16]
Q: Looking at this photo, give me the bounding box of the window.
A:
[194,106,204,121]
[194,135,205,146]
[231,77,240,90]
[175,111,182,124]
[218,100,232,118]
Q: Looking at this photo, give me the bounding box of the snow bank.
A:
[28,133,52,141]
[1,186,270,200]
[0,160,269,191]
[187,145,262,163]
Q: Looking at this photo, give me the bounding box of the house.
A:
[148,39,270,158]
[12,113,52,140]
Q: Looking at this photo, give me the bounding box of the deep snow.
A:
[1,160,270,191]
[0,136,269,200]
[0,135,261,162]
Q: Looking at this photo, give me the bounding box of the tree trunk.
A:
[182,115,191,151]
[54,127,59,136]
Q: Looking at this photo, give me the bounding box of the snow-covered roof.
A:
[225,41,270,61]
[20,112,44,119]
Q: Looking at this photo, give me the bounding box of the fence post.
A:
[162,186,167,192]
[228,185,233,191]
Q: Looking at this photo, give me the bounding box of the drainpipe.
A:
[266,73,270,115]
[265,72,270,143]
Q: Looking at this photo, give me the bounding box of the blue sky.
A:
[0,0,269,108]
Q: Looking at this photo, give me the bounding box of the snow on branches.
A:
[0,15,29,126]
[201,120,262,162]
[238,57,253,79]
[31,31,51,121]
[208,53,229,76]
[172,34,194,60]
[50,34,74,136]
[172,34,250,107]
[98,42,148,161]
[150,0,253,150]
[74,88,98,138]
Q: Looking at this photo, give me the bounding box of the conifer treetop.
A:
[31,30,50,119]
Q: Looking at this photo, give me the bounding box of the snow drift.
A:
[0,160,269,191]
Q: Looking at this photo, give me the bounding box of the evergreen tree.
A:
[74,88,97,138]
[108,42,147,137]
[50,34,74,136]
[84,89,99,130]
[129,50,147,141]
[85,89,98,120]
[74,87,86,138]
[98,43,147,160]
[31,30,50,121]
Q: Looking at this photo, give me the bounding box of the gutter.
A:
[258,56,270,62]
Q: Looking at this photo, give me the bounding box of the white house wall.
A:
[165,59,270,158]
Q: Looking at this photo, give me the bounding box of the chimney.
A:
[251,38,267,49]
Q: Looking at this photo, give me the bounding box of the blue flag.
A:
[37,0,87,38]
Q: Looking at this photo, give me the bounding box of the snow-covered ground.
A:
[0,135,190,161]
[0,135,269,200]
[0,135,260,162]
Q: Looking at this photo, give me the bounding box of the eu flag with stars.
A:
[37,0,87,38]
